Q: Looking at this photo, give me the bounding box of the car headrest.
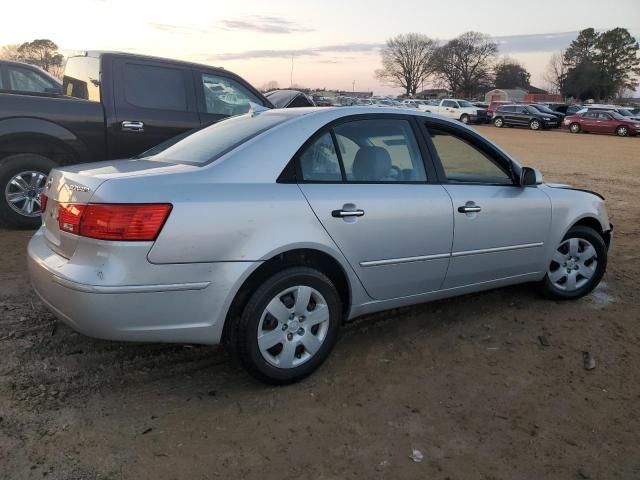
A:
[352,146,392,181]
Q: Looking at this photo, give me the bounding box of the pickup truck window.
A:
[124,63,187,111]
[8,66,57,93]
[201,73,265,116]
[63,56,100,101]
[442,100,458,108]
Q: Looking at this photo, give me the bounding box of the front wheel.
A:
[530,119,541,130]
[569,123,581,134]
[460,114,470,124]
[229,267,342,384]
[493,117,504,127]
[616,125,629,137]
[0,154,57,229]
[539,226,607,300]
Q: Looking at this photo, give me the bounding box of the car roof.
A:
[74,50,229,73]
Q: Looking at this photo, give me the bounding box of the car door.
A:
[596,112,616,134]
[297,116,454,300]
[423,122,551,289]
[580,112,598,132]
[441,100,459,119]
[109,58,200,159]
[193,69,270,127]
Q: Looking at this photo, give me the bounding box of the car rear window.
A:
[146,111,288,165]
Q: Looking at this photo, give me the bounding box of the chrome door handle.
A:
[458,205,481,213]
[121,120,145,132]
[332,209,365,218]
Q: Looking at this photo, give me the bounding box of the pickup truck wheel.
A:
[493,117,504,127]
[0,154,57,229]
[460,114,470,124]
[230,266,342,384]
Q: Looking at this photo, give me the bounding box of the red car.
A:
[563,110,640,137]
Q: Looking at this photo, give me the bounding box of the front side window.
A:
[334,119,427,182]
[299,132,342,182]
[201,73,264,116]
[597,112,612,120]
[442,100,458,108]
[124,63,187,111]
[428,128,512,185]
[9,66,56,92]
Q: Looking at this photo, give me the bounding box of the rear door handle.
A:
[458,205,482,213]
[121,120,145,132]
[332,209,365,218]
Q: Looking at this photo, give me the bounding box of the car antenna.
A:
[248,102,270,116]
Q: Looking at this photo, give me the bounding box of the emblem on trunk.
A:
[67,184,90,193]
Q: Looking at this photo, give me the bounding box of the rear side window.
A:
[147,111,289,165]
[334,119,427,182]
[124,63,187,111]
[299,132,342,182]
[428,128,512,185]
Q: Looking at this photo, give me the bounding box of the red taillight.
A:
[40,193,48,214]
[58,203,87,234]
[57,203,172,241]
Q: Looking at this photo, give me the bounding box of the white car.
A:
[424,99,488,124]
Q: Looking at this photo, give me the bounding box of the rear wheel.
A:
[229,267,342,384]
[0,154,56,229]
[539,226,607,300]
[616,125,629,137]
[529,119,541,130]
[569,123,581,134]
[493,117,504,127]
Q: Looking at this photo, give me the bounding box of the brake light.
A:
[40,193,48,214]
[57,203,172,241]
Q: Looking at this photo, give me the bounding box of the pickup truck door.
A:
[441,100,459,119]
[192,70,271,127]
[108,58,200,159]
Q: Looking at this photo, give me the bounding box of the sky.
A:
[1,0,639,95]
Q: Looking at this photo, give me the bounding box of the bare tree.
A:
[375,33,437,97]
[432,32,497,98]
[0,44,21,61]
[260,80,279,92]
[543,51,567,95]
[16,39,64,73]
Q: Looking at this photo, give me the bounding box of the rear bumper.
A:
[27,228,254,345]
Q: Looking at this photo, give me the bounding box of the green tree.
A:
[494,59,531,89]
[432,32,498,98]
[563,28,599,67]
[375,33,438,97]
[16,39,64,74]
[594,28,640,97]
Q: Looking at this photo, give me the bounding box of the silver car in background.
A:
[28,107,612,384]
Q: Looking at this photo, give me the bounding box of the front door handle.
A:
[332,209,365,218]
[121,120,145,132]
[458,205,482,213]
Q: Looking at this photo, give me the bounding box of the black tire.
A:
[460,114,470,124]
[529,119,541,130]
[569,123,581,134]
[229,267,342,385]
[0,154,57,229]
[493,117,504,127]
[616,125,629,137]
[538,226,607,300]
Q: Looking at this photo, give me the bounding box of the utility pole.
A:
[290,56,294,88]
[352,80,355,93]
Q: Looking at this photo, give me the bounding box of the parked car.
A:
[492,105,559,130]
[576,105,640,122]
[265,90,315,108]
[0,51,272,228]
[422,99,488,124]
[473,101,489,109]
[529,104,565,125]
[28,106,612,384]
[0,60,62,95]
[563,110,640,136]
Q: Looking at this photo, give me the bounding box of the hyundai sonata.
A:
[28,106,612,384]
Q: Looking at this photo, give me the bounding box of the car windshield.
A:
[617,108,632,117]
[145,111,289,165]
[534,105,555,114]
[525,106,540,114]
[458,100,473,107]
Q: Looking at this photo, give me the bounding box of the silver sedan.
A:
[28,107,612,384]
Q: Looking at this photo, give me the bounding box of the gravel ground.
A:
[1,126,639,480]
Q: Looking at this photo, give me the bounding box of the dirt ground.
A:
[1,126,639,480]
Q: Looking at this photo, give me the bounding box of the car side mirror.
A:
[520,166,543,186]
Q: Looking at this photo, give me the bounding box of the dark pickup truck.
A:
[0,51,272,228]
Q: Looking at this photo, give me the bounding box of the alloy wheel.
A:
[257,285,330,369]
[548,237,598,292]
[4,170,48,217]
[494,118,503,127]
[530,120,541,130]
[570,123,580,133]
[617,126,628,137]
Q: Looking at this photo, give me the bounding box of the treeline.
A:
[0,39,65,78]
